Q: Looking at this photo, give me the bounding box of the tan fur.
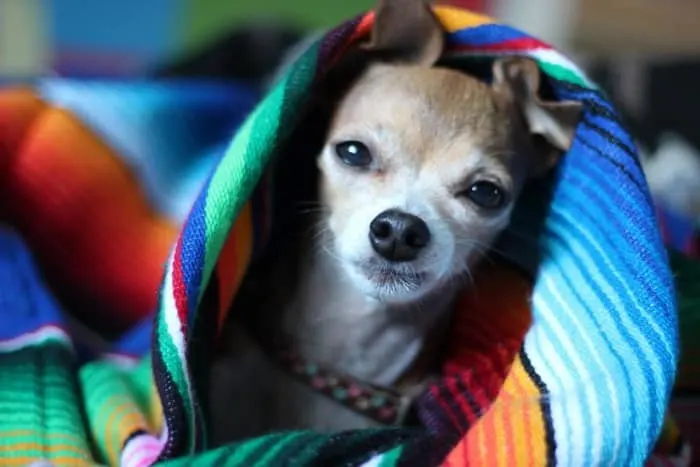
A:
[209,0,581,445]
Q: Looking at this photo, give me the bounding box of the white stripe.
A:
[542,272,620,465]
[545,245,643,463]
[359,454,384,467]
[161,252,196,442]
[120,432,163,467]
[524,316,579,466]
[0,325,70,352]
[530,284,596,466]
[529,48,594,85]
[444,47,596,88]
[548,209,666,456]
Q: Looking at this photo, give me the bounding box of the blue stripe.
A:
[563,140,676,314]
[538,248,636,465]
[179,173,214,331]
[446,24,531,48]
[542,223,653,460]
[507,81,677,461]
[568,126,671,286]
[546,203,667,451]
[554,181,675,361]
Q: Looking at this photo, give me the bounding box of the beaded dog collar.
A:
[273,347,415,426]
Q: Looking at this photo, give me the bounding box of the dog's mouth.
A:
[357,259,429,298]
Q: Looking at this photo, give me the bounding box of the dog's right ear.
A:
[362,0,444,67]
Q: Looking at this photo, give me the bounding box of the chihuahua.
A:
[209,0,580,445]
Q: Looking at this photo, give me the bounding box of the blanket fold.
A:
[0,5,692,467]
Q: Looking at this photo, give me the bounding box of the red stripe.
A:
[453,37,551,53]
[446,376,480,426]
[172,237,189,335]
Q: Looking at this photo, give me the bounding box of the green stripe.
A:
[217,433,281,466]
[200,39,321,291]
[155,309,196,452]
[537,60,593,89]
[377,446,403,466]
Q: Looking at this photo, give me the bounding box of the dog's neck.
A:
[279,233,457,388]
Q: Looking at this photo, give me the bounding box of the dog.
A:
[208,0,581,445]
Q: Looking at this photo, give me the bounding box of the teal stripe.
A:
[250,432,309,466]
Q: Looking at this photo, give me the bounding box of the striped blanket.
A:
[0,5,693,467]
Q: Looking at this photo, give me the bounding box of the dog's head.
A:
[316,0,581,304]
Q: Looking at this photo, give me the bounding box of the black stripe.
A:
[396,432,455,467]
[310,428,416,467]
[580,115,639,162]
[520,349,556,466]
[455,376,486,421]
[152,310,189,460]
[121,429,148,450]
[435,380,471,434]
[575,135,648,197]
[579,98,623,125]
[189,275,222,449]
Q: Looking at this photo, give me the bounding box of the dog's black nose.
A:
[369,209,431,262]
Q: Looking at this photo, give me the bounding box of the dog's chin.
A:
[344,260,441,304]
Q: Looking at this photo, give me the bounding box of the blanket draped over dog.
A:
[0,5,695,466]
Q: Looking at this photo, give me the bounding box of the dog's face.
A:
[317,65,520,303]
[314,0,580,304]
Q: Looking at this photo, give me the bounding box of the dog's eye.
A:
[334,141,372,168]
[462,181,506,210]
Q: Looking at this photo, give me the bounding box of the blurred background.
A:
[1,0,699,454]
[3,0,699,224]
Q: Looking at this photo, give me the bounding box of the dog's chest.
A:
[283,256,427,387]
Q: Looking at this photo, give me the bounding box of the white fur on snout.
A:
[328,182,457,302]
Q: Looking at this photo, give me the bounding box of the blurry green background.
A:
[183,0,374,51]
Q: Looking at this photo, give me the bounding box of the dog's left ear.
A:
[492,56,582,174]
[362,0,444,66]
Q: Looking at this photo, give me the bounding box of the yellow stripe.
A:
[149,383,164,433]
[104,402,148,466]
[433,5,495,33]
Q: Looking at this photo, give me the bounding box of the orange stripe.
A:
[0,443,88,454]
[0,457,92,466]
[215,201,253,332]
[433,5,494,32]
[232,203,253,295]
[509,357,535,466]
[0,430,87,444]
[443,359,548,465]
[490,389,509,467]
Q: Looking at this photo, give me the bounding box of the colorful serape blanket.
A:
[0,5,694,467]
